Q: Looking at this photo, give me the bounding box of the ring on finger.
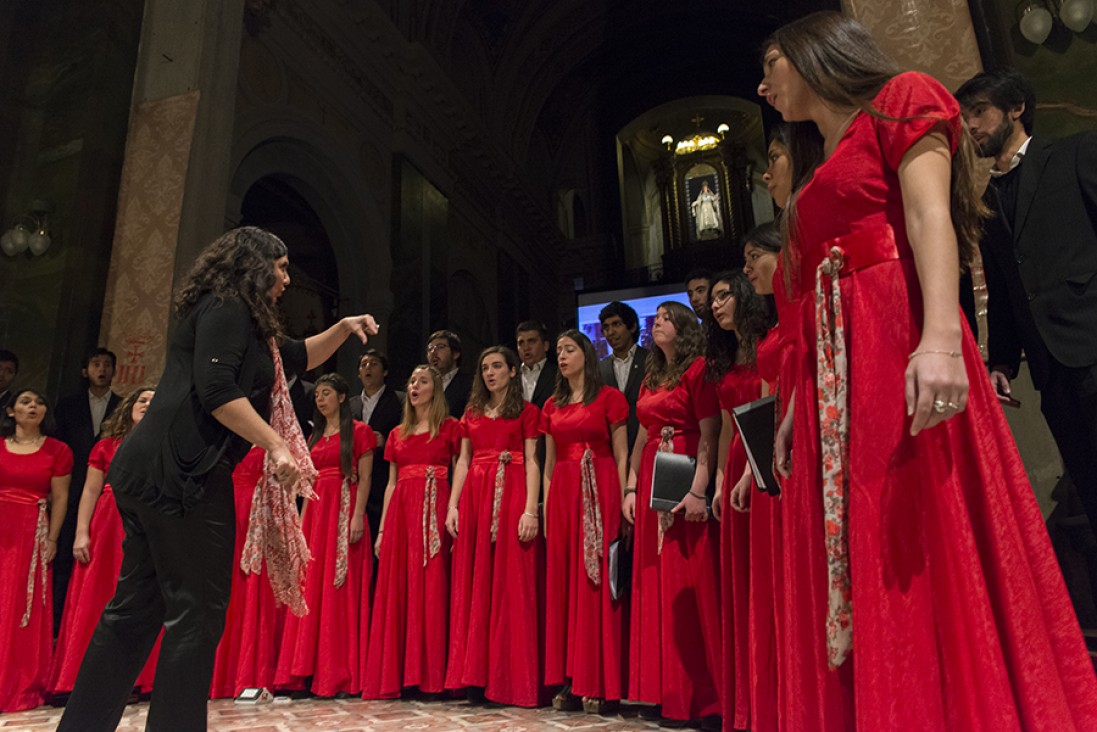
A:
[947,401,960,411]
[932,398,948,414]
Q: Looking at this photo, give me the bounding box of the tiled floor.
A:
[0,697,668,731]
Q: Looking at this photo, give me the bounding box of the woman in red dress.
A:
[50,387,160,697]
[363,365,460,699]
[0,388,71,711]
[707,271,771,731]
[209,445,285,698]
[276,373,375,696]
[541,330,628,714]
[737,220,788,732]
[622,303,721,726]
[444,346,542,706]
[759,12,1097,729]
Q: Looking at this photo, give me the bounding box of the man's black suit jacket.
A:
[54,389,123,505]
[529,360,557,409]
[350,386,404,540]
[288,377,315,438]
[445,371,473,419]
[599,346,650,454]
[981,133,1097,389]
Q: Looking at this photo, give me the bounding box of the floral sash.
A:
[422,466,441,566]
[580,448,604,585]
[334,476,352,588]
[816,246,852,668]
[21,499,48,628]
[489,451,513,543]
[656,426,676,554]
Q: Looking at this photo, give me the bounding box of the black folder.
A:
[649,451,698,512]
[608,537,631,601]
[731,395,779,496]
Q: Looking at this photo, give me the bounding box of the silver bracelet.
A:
[522,511,539,520]
[908,349,961,360]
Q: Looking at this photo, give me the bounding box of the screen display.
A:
[576,284,693,360]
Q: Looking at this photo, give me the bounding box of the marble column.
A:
[99,0,246,388]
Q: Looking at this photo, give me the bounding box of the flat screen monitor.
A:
[576,284,693,360]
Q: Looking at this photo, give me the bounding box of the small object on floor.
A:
[235,687,273,704]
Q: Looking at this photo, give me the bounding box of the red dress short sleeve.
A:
[352,421,378,458]
[602,387,629,425]
[49,437,74,477]
[88,438,120,473]
[872,71,961,170]
[519,402,541,439]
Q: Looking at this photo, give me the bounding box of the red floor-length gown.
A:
[445,402,544,706]
[783,71,1097,730]
[541,386,628,701]
[0,437,71,711]
[50,438,160,696]
[363,418,460,699]
[276,421,376,696]
[210,447,286,698]
[745,327,785,732]
[716,364,761,731]
[629,357,722,721]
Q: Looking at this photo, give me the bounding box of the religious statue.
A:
[690,180,721,240]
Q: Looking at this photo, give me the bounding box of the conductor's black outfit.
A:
[58,295,305,732]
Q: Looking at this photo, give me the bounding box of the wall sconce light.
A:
[661,134,674,151]
[716,123,730,138]
[1017,0,1094,44]
[1,201,53,257]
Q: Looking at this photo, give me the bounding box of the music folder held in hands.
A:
[731,395,779,496]
[649,451,699,512]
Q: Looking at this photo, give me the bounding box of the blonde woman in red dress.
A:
[0,388,71,711]
[276,373,375,696]
[758,11,1097,729]
[363,365,460,699]
[622,302,720,727]
[444,346,543,706]
[541,329,629,714]
[50,387,160,698]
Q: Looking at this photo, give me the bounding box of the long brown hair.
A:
[765,11,985,270]
[399,365,449,439]
[307,374,355,481]
[467,346,526,420]
[174,227,288,340]
[551,330,603,407]
[644,301,706,390]
[100,386,156,440]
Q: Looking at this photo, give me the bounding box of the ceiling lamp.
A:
[1017,0,1095,44]
[1,203,52,258]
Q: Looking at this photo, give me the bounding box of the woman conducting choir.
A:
[58,226,378,732]
[276,373,375,696]
[445,346,542,706]
[758,11,1097,729]
[50,387,159,697]
[0,388,71,711]
[706,271,771,731]
[541,329,629,714]
[623,303,720,727]
[363,365,461,699]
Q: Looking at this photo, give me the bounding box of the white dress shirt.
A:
[989,136,1031,177]
[612,344,638,391]
[521,358,546,402]
[442,367,459,391]
[359,385,386,424]
[89,389,111,436]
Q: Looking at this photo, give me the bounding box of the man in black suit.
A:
[427,329,472,418]
[0,349,17,412]
[287,373,315,438]
[53,347,122,630]
[516,320,556,408]
[349,349,404,540]
[598,302,649,456]
[957,69,1097,537]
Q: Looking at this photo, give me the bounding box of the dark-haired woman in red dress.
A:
[0,388,71,711]
[276,373,375,696]
[50,387,160,698]
[363,365,460,699]
[444,346,543,706]
[623,302,720,726]
[707,270,772,731]
[541,329,629,714]
[759,11,1097,729]
[209,445,285,698]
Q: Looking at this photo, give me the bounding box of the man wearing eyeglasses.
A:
[426,329,472,418]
